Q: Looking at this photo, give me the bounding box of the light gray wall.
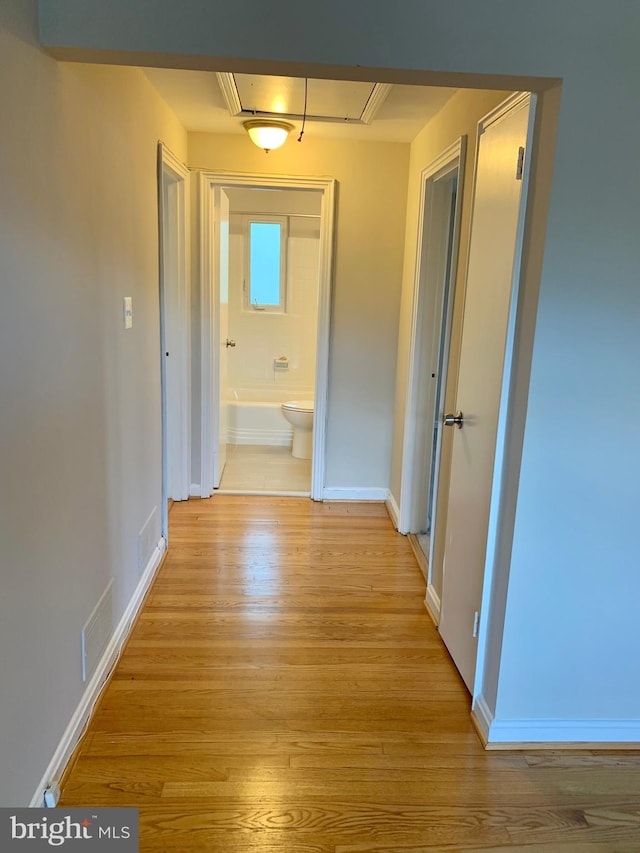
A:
[0,0,187,804]
[495,71,640,719]
[37,0,640,727]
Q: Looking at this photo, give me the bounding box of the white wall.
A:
[0,0,187,804]
[37,0,640,737]
[188,133,410,492]
[226,189,321,397]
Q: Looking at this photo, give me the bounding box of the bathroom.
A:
[218,186,322,494]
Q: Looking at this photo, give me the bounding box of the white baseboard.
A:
[385,492,400,528]
[29,537,166,807]
[322,487,388,501]
[227,427,292,446]
[471,693,494,744]
[424,583,441,623]
[486,716,640,746]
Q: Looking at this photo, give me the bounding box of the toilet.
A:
[280,400,314,459]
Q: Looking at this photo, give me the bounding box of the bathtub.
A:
[225,386,314,446]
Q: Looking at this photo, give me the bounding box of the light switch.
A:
[123,297,133,329]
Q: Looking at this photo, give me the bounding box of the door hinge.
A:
[472,610,480,638]
[516,146,525,180]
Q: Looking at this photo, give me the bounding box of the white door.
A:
[399,140,465,542]
[158,145,190,507]
[213,187,230,488]
[422,177,458,539]
[438,95,532,691]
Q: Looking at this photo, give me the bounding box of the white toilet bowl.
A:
[281,400,314,459]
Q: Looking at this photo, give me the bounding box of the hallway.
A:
[60,497,640,851]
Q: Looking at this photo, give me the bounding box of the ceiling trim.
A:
[216,71,242,115]
[360,83,393,124]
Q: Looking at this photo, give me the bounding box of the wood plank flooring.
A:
[60,497,640,851]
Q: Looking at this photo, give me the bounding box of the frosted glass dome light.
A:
[243,119,294,152]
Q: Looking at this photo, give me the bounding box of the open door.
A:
[200,183,231,495]
[438,94,534,691]
[199,172,336,500]
[397,139,465,622]
[213,187,230,489]
[158,144,190,518]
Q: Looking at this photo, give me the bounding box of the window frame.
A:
[242,214,288,313]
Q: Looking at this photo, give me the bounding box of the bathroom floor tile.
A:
[218,444,311,494]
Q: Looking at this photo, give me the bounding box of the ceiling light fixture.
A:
[243,119,294,153]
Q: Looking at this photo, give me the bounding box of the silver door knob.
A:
[443,410,464,429]
[225,339,236,348]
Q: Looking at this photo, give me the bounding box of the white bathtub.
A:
[226,386,314,446]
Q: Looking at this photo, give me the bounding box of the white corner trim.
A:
[471,694,494,743]
[385,492,400,528]
[480,91,531,133]
[322,487,388,502]
[487,716,640,745]
[28,538,166,807]
[471,92,537,701]
[424,584,441,623]
[190,483,202,497]
[216,72,243,116]
[360,83,393,124]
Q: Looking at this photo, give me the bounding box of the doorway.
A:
[397,138,466,621]
[438,93,535,693]
[199,172,336,501]
[396,92,537,698]
[219,187,323,494]
[157,144,190,535]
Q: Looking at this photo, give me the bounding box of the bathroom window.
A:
[244,216,287,312]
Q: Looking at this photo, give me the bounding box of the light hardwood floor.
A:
[60,497,640,852]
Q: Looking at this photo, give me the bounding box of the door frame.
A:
[157,144,191,535]
[208,185,230,491]
[471,92,537,705]
[397,138,466,609]
[419,93,535,708]
[199,171,336,501]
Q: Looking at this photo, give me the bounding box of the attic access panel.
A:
[217,72,391,124]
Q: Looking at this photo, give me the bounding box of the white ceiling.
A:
[144,68,457,143]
